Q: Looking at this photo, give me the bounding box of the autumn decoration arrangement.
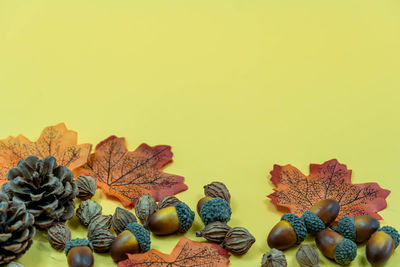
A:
[263,159,398,266]
[0,124,398,266]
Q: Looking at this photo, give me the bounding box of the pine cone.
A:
[3,156,78,229]
[0,194,35,265]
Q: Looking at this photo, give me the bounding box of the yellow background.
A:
[1,1,400,266]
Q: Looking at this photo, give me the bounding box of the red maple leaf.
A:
[74,136,187,208]
[118,237,230,267]
[267,159,390,220]
[0,123,91,185]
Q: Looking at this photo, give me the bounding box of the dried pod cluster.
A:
[196,182,255,255]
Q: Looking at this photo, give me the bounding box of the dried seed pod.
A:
[88,215,112,236]
[76,200,102,226]
[366,226,399,265]
[111,207,137,235]
[316,229,357,266]
[268,213,307,250]
[65,238,94,267]
[135,194,157,227]
[296,244,320,267]
[204,181,231,203]
[261,248,287,267]
[158,195,180,210]
[196,221,232,243]
[222,227,255,255]
[47,223,72,250]
[302,199,340,234]
[76,175,97,200]
[88,229,115,253]
[332,215,380,243]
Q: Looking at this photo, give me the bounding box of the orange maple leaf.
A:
[0,123,92,184]
[268,159,390,220]
[119,237,230,267]
[74,136,188,208]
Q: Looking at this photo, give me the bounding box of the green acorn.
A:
[267,213,307,250]
[332,215,380,243]
[316,229,357,266]
[198,197,232,225]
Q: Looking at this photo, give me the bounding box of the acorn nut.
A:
[65,238,94,267]
[147,202,195,235]
[198,197,231,225]
[332,215,379,243]
[196,221,232,243]
[366,226,399,265]
[267,213,307,250]
[110,222,151,262]
[222,227,255,255]
[315,229,357,265]
[302,199,340,234]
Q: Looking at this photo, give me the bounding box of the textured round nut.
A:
[135,194,157,227]
[296,244,319,267]
[204,181,231,203]
[88,215,112,236]
[112,207,137,235]
[196,221,231,243]
[76,200,102,226]
[47,223,72,250]
[261,248,287,267]
[76,176,97,200]
[88,229,115,253]
[158,195,180,210]
[223,227,255,255]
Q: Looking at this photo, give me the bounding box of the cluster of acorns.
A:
[195,182,256,255]
[265,199,399,266]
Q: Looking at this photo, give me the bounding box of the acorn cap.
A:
[200,197,232,225]
[126,222,151,252]
[332,216,356,242]
[333,238,357,266]
[378,226,400,248]
[301,210,326,234]
[175,202,195,233]
[281,213,307,244]
[65,238,93,255]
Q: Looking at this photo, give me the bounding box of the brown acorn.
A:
[65,239,94,267]
[302,199,340,234]
[315,229,357,265]
[267,213,307,250]
[147,202,195,235]
[197,196,213,215]
[110,222,150,262]
[366,226,399,265]
[333,215,380,243]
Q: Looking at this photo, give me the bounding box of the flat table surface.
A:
[1,1,400,266]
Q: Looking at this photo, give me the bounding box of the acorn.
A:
[366,226,399,265]
[267,213,307,250]
[332,215,380,243]
[301,199,340,234]
[110,222,151,262]
[198,197,232,225]
[147,202,195,235]
[65,238,94,267]
[315,229,357,265]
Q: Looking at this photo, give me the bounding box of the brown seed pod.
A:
[222,227,255,255]
[135,194,157,227]
[47,223,72,250]
[204,181,231,203]
[196,221,231,243]
[76,200,102,226]
[88,229,115,253]
[76,175,97,200]
[111,207,137,235]
[157,195,180,210]
[261,248,287,267]
[296,244,320,267]
[88,215,112,236]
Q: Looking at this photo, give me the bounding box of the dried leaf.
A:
[268,159,390,220]
[74,136,187,208]
[0,123,91,185]
[118,236,230,267]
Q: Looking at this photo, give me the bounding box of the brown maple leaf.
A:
[74,136,188,208]
[0,123,92,184]
[268,159,390,220]
[118,237,230,267]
